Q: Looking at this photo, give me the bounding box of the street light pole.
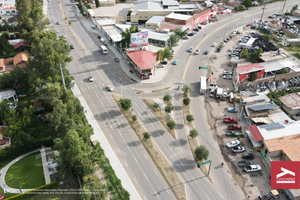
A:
[162,82,164,99]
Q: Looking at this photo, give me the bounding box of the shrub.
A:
[132,115,137,122]
[153,103,160,108]
[143,132,151,140]
[183,97,190,106]
[167,120,176,130]
[186,114,194,123]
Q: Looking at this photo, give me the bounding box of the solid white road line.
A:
[165,187,170,194]
[144,173,148,180]
[134,157,138,163]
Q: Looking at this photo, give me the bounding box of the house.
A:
[0,3,17,15]
[235,63,265,84]
[13,52,29,68]
[279,93,300,116]
[13,42,31,52]
[127,50,157,80]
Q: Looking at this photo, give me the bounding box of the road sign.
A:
[198,160,210,167]
[209,68,213,74]
[199,67,208,70]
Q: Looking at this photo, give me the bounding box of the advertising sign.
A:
[271,161,300,189]
[131,31,148,47]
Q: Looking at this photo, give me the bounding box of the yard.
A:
[5,152,45,189]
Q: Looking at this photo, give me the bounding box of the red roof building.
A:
[247,125,264,142]
[127,50,157,80]
[236,63,265,83]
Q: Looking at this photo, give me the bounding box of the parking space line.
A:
[192,176,197,183]
[154,191,159,199]
[169,146,173,151]
[134,178,138,184]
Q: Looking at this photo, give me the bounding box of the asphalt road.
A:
[47,1,176,200]
[47,0,300,199]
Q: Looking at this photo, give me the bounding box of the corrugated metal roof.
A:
[237,63,265,74]
[248,103,279,111]
[247,125,264,142]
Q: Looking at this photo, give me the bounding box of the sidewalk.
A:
[71,83,141,200]
[0,148,44,194]
[40,149,51,185]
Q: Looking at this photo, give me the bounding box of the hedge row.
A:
[5,181,58,200]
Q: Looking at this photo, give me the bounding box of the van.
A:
[100,45,108,54]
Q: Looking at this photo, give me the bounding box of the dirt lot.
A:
[204,28,289,199]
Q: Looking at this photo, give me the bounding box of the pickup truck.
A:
[244,165,261,173]
[223,117,237,123]
[228,124,241,130]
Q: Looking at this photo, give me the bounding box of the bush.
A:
[132,115,137,122]
[186,114,194,123]
[194,145,209,161]
[153,103,160,108]
[183,97,190,106]
[163,94,172,102]
[234,7,239,10]
[165,103,173,113]
[143,132,151,140]
[167,120,176,130]
[248,72,258,81]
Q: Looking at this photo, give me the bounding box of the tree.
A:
[239,5,246,10]
[120,25,141,48]
[186,114,194,123]
[163,48,173,60]
[248,72,258,81]
[81,174,107,200]
[257,48,263,56]
[189,128,198,139]
[157,49,164,61]
[0,33,15,54]
[167,120,176,130]
[0,66,29,91]
[182,85,192,96]
[95,0,100,7]
[263,33,270,42]
[120,0,126,2]
[119,98,132,111]
[167,34,178,49]
[291,5,298,14]
[194,145,209,161]
[132,115,137,122]
[47,99,68,138]
[280,68,289,74]
[153,103,160,108]
[165,103,174,113]
[234,7,239,10]
[183,97,190,106]
[143,132,151,140]
[174,28,188,39]
[243,0,252,8]
[248,52,259,63]
[163,94,172,102]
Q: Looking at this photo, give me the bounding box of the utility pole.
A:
[281,0,287,15]
[259,2,267,28]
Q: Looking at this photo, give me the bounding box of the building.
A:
[145,16,165,29]
[0,126,10,150]
[13,52,29,68]
[235,63,265,83]
[127,50,157,79]
[0,89,18,109]
[279,93,300,116]
[0,3,16,15]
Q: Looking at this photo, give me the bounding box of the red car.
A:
[223,117,237,123]
[228,124,241,130]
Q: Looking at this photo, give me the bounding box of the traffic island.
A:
[142,98,176,139]
[112,95,186,200]
[152,87,171,93]
[181,94,194,129]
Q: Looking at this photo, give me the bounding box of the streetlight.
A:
[161,82,164,99]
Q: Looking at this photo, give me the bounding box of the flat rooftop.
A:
[146,16,165,24]
[165,13,192,20]
[102,25,122,42]
[264,133,300,161]
[237,63,264,75]
[279,93,300,110]
[92,3,133,17]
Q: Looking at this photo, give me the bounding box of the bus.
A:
[200,76,206,95]
[100,45,108,55]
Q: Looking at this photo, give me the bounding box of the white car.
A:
[157,64,165,68]
[106,85,114,91]
[226,140,240,148]
[223,75,232,79]
[188,47,193,52]
[62,34,66,38]
[88,76,94,82]
[212,43,216,47]
[195,49,200,55]
[231,146,245,153]
[244,165,261,173]
[223,71,232,75]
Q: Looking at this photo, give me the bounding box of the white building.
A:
[0,89,18,109]
[0,1,17,16]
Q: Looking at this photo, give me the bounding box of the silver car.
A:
[188,47,193,52]
[88,76,94,82]
[223,75,232,79]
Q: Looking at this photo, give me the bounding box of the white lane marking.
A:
[144,173,148,180]
[206,195,211,200]
[134,101,138,106]
[165,187,170,194]
[96,93,99,97]
[81,87,84,91]
[134,157,138,163]
[154,191,159,199]
[118,131,122,136]
[88,87,90,90]
[93,103,96,107]
[192,176,197,183]
[126,145,129,149]
[135,141,139,146]
[144,196,147,200]
[180,160,184,166]
[144,154,148,160]
[109,123,112,128]
[110,134,113,139]
[117,147,120,152]
[125,161,128,167]
[101,101,104,105]
[169,146,173,151]
[153,169,158,176]
[134,178,138,184]
[95,85,97,88]
[218,192,223,199]
[117,120,121,126]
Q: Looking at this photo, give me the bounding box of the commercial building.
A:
[279,93,300,116]
[235,63,265,83]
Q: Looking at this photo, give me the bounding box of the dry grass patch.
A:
[181,94,193,129]
[112,95,186,200]
[143,98,176,138]
[152,87,171,93]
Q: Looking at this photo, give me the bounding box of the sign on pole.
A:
[198,160,211,167]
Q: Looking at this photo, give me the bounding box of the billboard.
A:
[131,31,148,47]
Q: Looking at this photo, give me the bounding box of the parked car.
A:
[88,76,94,82]
[106,85,114,91]
[183,36,189,40]
[231,146,245,153]
[161,61,168,65]
[217,48,222,52]
[244,165,261,173]
[188,47,194,52]
[226,140,240,148]
[242,153,254,160]
[223,71,232,75]
[228,124,241,130]
[238,160,254,167]
[227,107,237,113]
[209,89,215,98]
[212,43,217,47]
[193,28,199,32]
[62,33,66,38]
[223,75,232,79]
[70,45,74,49]
[129,69,134,73]
[171,50,175,55]
[187,33,194,36]
[195,49,200,55]
[226,131,243,137]
[224,117,237,123]
[173,60,178,65]
[114,57,120,62]
[203,51,209,55]
[157,64,165,68]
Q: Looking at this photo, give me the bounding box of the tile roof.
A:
[127,50,157,70]
[247,125,264,142]
[237,63,265,74]
[279,93,300,110]
[3,58,11,65]
[0,59,4,68]
[264,134,300,161]
[13,52,29,66]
